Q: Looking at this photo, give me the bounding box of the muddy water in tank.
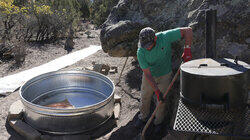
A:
[31,89,107,108]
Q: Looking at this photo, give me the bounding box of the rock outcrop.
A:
[100,0,250,63]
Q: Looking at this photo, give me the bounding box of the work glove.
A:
[155,89,164,102]
[182,45,192,62]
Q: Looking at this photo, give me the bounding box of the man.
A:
[136,27,193,131]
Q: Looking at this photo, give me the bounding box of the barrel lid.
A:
[181,58,250,76]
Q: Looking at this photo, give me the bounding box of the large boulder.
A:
[100,0,250,63]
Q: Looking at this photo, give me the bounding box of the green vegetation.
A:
[78,0,91,19]
[0,0,85,42]
[0,0,118,63]
[0,0,118,42]
[90,0,119,26]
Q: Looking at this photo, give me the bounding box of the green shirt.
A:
[137,28,181,77]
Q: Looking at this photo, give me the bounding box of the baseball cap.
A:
[138,27,155,49]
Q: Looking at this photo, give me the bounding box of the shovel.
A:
[141,66,181,140]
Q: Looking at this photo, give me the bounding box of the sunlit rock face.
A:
[100,0,249,64]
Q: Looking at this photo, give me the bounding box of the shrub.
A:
[23,0,82,42]
[0,0,85,42]
[77,0,91,19]
[0,0,91,62]
[89,0,119,26]
[0,0,22,40]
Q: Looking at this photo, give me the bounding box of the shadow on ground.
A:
[109,107,169,140]
[5,119,23,140]
[125,60,142,91]
[5,114,117,140]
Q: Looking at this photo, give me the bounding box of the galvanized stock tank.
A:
[180,58,249,109]
[20,70,115,134]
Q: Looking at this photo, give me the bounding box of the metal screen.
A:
[173,99,249,137]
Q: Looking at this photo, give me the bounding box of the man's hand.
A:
[155,89,164,102]
[142,69,165,102]
[182,45,192,62]
[180,27,193,62]
[180,27,193,47]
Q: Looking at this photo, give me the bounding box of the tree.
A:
[90,0,119,26]
[78,0,91,19]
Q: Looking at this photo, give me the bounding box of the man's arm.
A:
[179,27,193,62]
[142,68,159,92]
[179,27,193,47]
[142,68,163,101]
